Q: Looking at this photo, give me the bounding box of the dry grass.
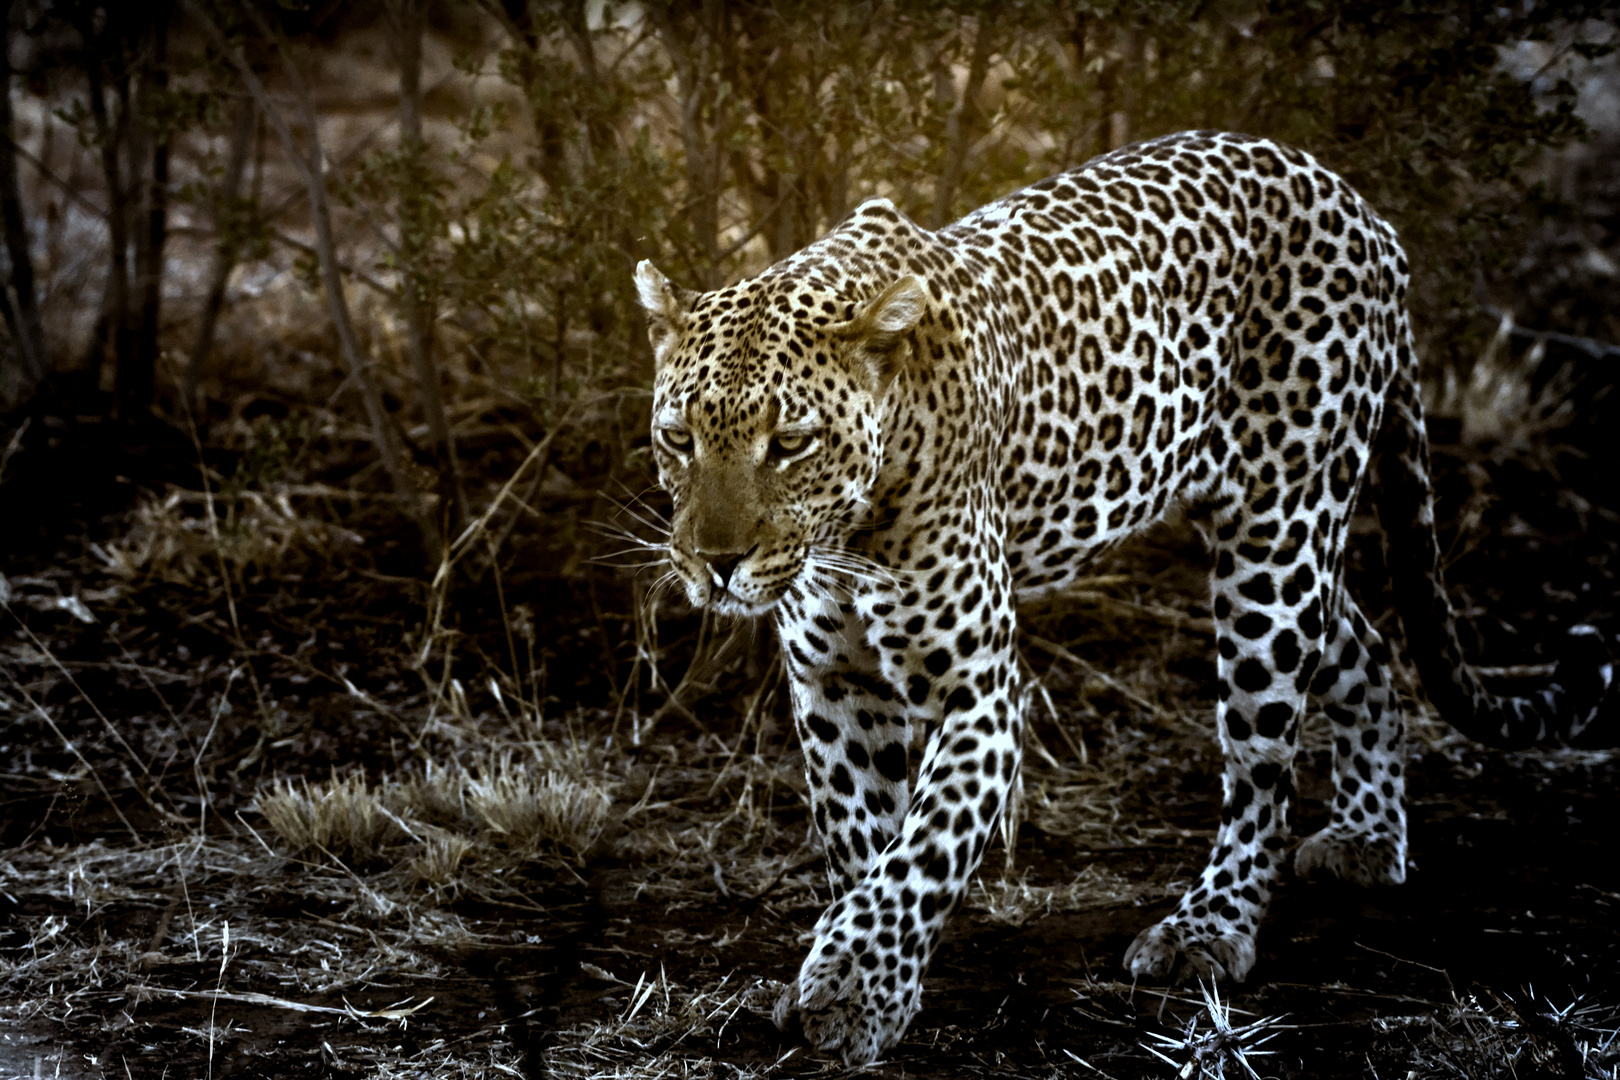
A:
[255,753,616,874]
[457,756,614,854]
[407,830,476,890]
[92,488,364,585]
[969,865,1164,927]
[6,536,1617,1079]
[537,969,758,1080]
[1436,312,1582,457]
[257,773,404,861]
[1395,990,1620,1079]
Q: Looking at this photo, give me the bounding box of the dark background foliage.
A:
[1,2,1614,557]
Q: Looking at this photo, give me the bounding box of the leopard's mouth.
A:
[669,549,781,618]
[704,589,776,618]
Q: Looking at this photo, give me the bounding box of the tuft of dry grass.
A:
[1436,312,1581,456]
[406,830,476,890]
[255,751,616,877]
[92,488,362,585]
[257,773,404,862]
[461,761,613,854]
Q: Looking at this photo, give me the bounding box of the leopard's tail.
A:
[1371,367,1615,748]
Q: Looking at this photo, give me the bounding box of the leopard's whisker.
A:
[586,521,673,570]
[597,490,675,541]
[807,548,901,593]
[588,540,672,560]
[589,526,672,552]
[591,540,672,558]
[585,518,670,543]
[605,481,674,526]
[640,569,682,618]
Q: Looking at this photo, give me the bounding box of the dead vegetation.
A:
[255,752,615,867]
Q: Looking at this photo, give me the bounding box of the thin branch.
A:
[1,3,53,395]
[266,227,399,300]
[185,0,440,559]
[2,666,143,845]
[252,37,499,227]
[387,0,468,531]
[932,12,999,228]
[1475,297,1620,360]
[0,132,97,371]
[712,191,788,264]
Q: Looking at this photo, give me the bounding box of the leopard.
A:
[633,129,1615,1065]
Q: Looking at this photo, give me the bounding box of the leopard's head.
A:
[635,260,925,617]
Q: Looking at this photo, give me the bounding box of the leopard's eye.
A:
[769,431,816,459]
[659,426,693,453]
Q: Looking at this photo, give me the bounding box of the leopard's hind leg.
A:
[1295,596,1409,886]
[1124,487,1330,984]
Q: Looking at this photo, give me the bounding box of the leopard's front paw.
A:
[1295,823,1406,886]
[1123,917,1257,984]
[772,888,924,1064]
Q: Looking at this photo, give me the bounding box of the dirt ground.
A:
[3,394,1618,1080]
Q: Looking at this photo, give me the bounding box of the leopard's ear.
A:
[834,276,927,396]
[635,261,697,365]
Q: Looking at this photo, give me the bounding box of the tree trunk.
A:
[644,1,725,287]
[124,0,170,419]
[185,89,255,408]
[932,12,997,229]
[0,0,46,411]
[1065,12,1104,164]
[78,9,132,402]
[1110,28,1144,151]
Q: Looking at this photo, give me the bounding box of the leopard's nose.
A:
[700,544,758,590]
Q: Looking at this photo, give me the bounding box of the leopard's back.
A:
[938,131,1411,596]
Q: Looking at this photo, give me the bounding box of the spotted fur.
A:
[634,130,1614,1065]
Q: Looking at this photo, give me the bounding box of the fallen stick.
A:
[146,987,434,1021]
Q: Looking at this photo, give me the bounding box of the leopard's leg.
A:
[775,589,912,897]
[1295,597,1408,885]
[775,567,1022,1064]
[1124,504,1328,984]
